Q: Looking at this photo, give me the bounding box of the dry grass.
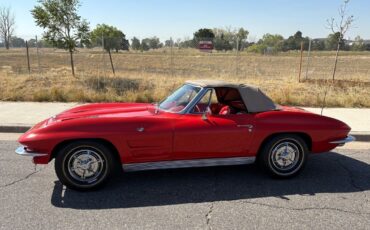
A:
[0,48,369,107]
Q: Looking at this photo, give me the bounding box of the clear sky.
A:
[1,0,369,41]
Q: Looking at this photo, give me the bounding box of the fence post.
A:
[35,35,41,74]
[102,36,107,78]
[170,37,174,77]
[305,39,312,80]
[298,41,304,83]
[26,41,31,74]
[108,49,115,75]
[235,38,239,76]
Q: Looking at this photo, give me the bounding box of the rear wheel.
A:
[55,141,115,191]
[260,134,308,178]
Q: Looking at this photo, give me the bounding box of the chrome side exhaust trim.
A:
[122,156,256,172]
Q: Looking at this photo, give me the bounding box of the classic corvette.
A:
[16,80,355,190]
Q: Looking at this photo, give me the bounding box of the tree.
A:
[326,0,354,81]
[0,6,15,49]
[148,36,161,49]
[193,28,215,42]
[365,43,370,51]
[236,28,249,50]
[260,33,284,52]
[28,38,37,47]
[213,34,233,51]
[140,37,162,50]
[174,38,182,47]
[164,39,174,47]
[10,36,25,47]
[131,37,141,50]
[351,36,365,51]
[212,27,249,51]
[247,43,267,54]
[141,38,150,51]
[283,31,309,51]
[325,32,345,50]
[31,0,90,76]
[90,24,129,52]
[311,39,325,51]
[247,34,284,54]
[178,38,195,48]
[38,39,53,48]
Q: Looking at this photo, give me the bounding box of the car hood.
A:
[54,103,156,122]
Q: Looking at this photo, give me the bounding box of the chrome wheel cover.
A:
[270,141,301,172]
[67,149,104,184]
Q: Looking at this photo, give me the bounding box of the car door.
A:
[173,113,254,160]
[125,114,176,163]
[173,89,254,160]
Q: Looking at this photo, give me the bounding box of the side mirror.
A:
[201,107,212,120]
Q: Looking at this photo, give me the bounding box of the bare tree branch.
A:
[326,0,354,81]
[0,6,15,49]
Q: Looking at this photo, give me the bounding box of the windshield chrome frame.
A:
[158,83,207,114]
[186,88,214,115]
[181,85,209,114]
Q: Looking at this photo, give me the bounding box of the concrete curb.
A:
[350,132,370,142]
[1,125,369,142]
[0,125,32,133]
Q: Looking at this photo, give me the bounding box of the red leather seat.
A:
[219,106,230,115]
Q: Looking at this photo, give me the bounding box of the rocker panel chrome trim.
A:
[122,156,256,172]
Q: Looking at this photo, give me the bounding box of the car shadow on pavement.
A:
[51,152,370,209]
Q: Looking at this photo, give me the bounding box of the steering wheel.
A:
[193,105,201,113]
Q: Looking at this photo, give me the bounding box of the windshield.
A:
[159,84,201,112]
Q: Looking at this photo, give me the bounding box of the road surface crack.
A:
[240,200,370,216]
[0,167,44,189]
[205,203,214,230]
[205,169,218,230]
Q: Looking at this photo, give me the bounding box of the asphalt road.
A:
[0,134,369,230]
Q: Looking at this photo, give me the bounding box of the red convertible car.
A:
[16,80,354,190]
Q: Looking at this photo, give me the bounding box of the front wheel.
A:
[55,141,115,191]
[259,134,308,178]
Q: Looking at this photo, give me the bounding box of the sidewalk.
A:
[0,102,369,141]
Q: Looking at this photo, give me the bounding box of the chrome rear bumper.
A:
[329,135,356,146]
[15,146,48,157]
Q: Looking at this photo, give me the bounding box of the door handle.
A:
[237,124,253,128]
[237,124,253,132]
[136,127,145,132]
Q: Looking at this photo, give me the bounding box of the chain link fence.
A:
[1,35,370,83]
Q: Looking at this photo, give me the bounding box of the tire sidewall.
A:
[55,141,114,191]
[261,135,308,178]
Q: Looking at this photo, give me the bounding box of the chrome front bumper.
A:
[15,146,48,157]
[329,135,356,146]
